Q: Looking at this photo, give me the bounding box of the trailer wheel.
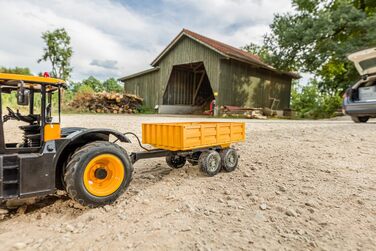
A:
[199,150,221,176]
[64,141,133,208]
[220,148,238,172]
[188,152,200,166]
[166,154,186,168]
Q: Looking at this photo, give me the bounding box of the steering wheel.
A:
[4,106,21,122]
[6,107,17,118]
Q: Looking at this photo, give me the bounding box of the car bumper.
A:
[343,98,376,116]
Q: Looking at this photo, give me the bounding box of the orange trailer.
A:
[129,122,245,176]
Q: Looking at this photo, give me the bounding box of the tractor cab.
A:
[0,73,65,154]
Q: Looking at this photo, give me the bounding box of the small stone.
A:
[141,174,155,180]
[243,172,251,177]
[16,205,27,215]
[142,199,150,205]
[0,208,9,215]
[181,226,191,232]
[217,198,225,203]
[56,190,66,196]
[278,186,287,192]
[259,203,267,210]
[65,224,75,232]
[118,214,127,220]
[103,205,112,212]
[13,242,26,250]
[305,200,317,208]
[307,208,314,213]
[286,208,297,217]
[37,212,47,220]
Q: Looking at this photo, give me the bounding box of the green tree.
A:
[241,42,273,65]
[81,76,104,92]
[103,78,123,92]
[291,80,342,118]
[0,67,32,75]
[38,28,73,80]
[263,0,376,94]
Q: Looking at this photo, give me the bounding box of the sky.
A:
[0,0,296,82]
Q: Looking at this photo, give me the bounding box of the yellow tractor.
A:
[0,73,245,208]
[0,74,133,207]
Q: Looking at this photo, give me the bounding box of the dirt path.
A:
[0,115,375,250]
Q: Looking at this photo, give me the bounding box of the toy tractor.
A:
[0,73,245,208]
[0,73,133,207]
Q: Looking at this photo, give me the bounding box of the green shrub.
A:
[138,105,156,114]
[291,81,342,119]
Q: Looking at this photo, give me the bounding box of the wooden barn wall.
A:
[163,69,195,105]
[123,70,160,108]
[156,36,222,104]
[219,59,292,109]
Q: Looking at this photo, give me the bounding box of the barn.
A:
[119,29,299,114]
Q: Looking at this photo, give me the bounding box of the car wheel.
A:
[351,116,369,123]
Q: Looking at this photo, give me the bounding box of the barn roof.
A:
[151,29,299,79]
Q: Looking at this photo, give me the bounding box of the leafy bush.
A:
[291,81,342,119]
[137,105,156,114]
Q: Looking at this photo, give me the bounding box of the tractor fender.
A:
[53,128,131,189]
[63,128,131,143]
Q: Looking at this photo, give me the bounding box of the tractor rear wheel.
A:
[199,150,221,176]
[64,141,133,207]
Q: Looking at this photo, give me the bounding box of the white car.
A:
[343,47,376,123]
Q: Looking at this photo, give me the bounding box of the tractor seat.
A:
[26,133,41,140]
[19,124,41,131]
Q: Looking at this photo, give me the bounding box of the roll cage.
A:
[0,73,66,154]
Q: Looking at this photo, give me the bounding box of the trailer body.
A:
[142,122,245,151]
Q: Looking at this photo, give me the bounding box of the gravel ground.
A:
[0,114,375,250]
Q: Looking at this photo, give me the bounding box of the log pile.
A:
[220,105,267,119]
[69,92,143,114]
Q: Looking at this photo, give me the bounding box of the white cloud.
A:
[0,0,294,81]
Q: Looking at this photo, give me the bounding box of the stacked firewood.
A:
[69,92,143,114]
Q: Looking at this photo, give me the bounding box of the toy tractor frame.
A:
[0,73,244,208]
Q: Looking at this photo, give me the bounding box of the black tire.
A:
[64,141,133,208]
[220,148,239,172]
[199,150,222,176]
[166,154,186,168]
[351,116,369,123]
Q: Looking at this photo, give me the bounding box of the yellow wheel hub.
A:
[83,154,124,197]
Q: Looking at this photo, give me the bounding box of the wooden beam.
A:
[192,72,205,104]
[193,62,203,71]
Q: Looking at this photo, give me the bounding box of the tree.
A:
[0,67,32,75]
[241,42,272,65]
[262,0,376,95]
[81,76,104,92]
[38,28,73,80]
[103,78,123,92]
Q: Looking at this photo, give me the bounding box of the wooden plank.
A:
[193,72,205,103]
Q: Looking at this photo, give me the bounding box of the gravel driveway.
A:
[0,114,375,250]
